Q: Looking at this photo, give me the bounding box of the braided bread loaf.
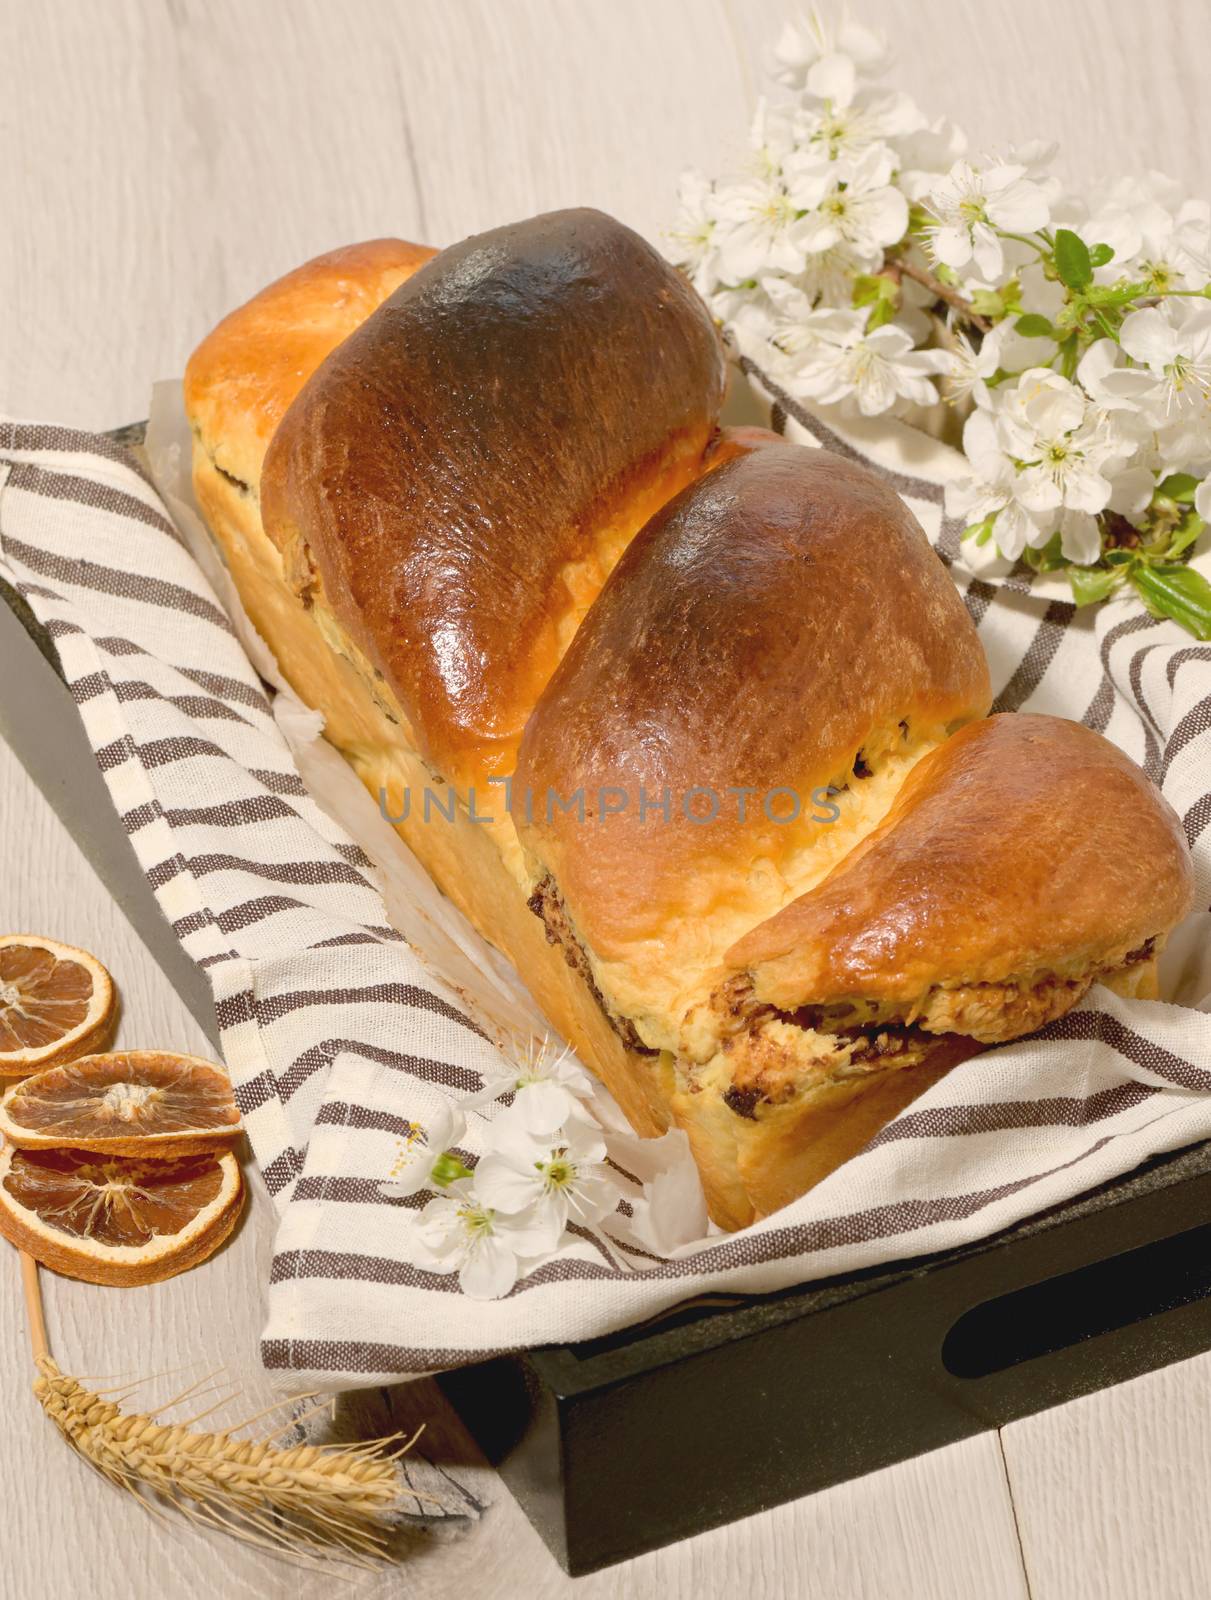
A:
[186,210,1194,1228]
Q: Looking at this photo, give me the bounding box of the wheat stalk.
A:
[19,1250,429,1564]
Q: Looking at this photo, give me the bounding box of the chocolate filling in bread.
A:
[711,937,1161,1119]
[527,877,657,1056]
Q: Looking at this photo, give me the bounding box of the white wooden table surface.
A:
[2,2,1209,1596]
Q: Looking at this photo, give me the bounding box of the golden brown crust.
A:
[729,713,1196,1022]
[184,224,1197,1233]
[184,238,437,495]
[259,208,725,790]
[184,215,719,1151]
[670,1034,979,1230]
[700,424,788,470]
[513,445,991,1041]
[189,431,673,1140]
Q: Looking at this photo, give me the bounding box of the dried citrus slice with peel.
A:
[0,1051,242,1157]
[0,1144,243,1285]
[0,935,116,1077]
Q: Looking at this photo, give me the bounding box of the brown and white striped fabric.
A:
[2,408,1210,1394]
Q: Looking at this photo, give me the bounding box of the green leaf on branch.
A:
[852,272,890,307]
[1015,313,1056,338]
[970,288,1005,318]
[1054,227,1093,291]
[1156,472,1201,504]
[962,513,998,546]
[1056,333,1081,378]
[1068,566,1121,606]
[1132,564,1211,640]
[1167,512,1206,559]
[1087,279,1150,307]
[852,272,900,329]
[1023,532,1066,572]
[1088,242,1115,268]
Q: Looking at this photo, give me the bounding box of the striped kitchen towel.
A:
[1,398,1209,1393]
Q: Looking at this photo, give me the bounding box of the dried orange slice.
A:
[0,935,116,1078]
[0,1051,242,1157]
[0,1144,243,1286]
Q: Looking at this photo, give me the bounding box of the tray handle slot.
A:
[942,1220,1211,1379]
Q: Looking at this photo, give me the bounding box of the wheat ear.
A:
[19,1250,429,1563]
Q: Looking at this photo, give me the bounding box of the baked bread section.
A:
[184,237,441,781]
[513,447,993,1054]
[695,712,1195,1222]
[184,212,728,1142]
[186,238,438,495]
[185,213,1196,1235]
[728,712,1194,1034]
[513,446,996,1226]
[259,208,726,796]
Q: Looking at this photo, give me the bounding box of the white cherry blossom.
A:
[1119,303,1211,423]
[934,322,1007,408]
[990,500,1050,561]
[667,170,721,296]
[709,173,813,280]
[604,1128,711,1257]
[923,158,1053,281]
[792,86,924,167]
[995,370,1119,518]
[762,272,817,345]
[947,370,1144,563]
[747,97,798,180]
[763,274,854,374]
[408,1192,546,1300]
[711,283,781,361]
[771,8,889,94]
[474,1108,621,1242]
[786,142,908,262]
[945,409,1046,558]
[896,115,967,202]
[377,1098,467,1200]
[465,1036,594,1135]
[787,243,870,310]
[1133,200,1210,291]
[1082,174,1211,288]
[786,308,942,415]
[1108,305,1211,473]
[1057,509,1103,566]
[670,16,1211,621]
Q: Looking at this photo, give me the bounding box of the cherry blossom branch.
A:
[893,256,992,334]
[665,9,1211,638]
